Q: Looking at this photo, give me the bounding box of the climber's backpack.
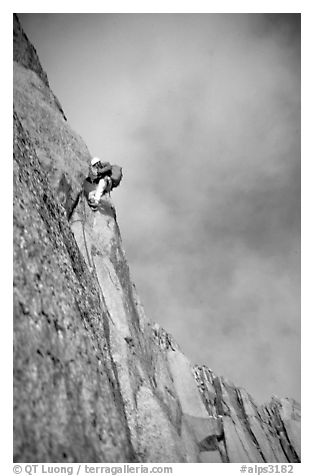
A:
[111,165,123,188]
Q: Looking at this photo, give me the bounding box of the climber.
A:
[83,157,123,210]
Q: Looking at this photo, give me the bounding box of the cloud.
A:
[113,14,300,402]
[19,13,300,403]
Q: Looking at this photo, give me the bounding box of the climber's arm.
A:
[97,161,112,177]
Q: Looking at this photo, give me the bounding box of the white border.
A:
[3,2,312,473]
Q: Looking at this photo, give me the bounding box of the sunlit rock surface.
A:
[13,14,301,463]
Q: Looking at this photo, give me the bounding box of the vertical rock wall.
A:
[13,112,135,463]
[13,14,301,463]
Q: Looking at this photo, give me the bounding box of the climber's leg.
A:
[94,178,107,203]
[88,177,112,210]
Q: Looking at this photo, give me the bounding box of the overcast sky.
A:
[19,13,300,403]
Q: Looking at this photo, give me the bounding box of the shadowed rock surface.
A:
[13,14,301,463]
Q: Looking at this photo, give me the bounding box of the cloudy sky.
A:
[19,13,300,403]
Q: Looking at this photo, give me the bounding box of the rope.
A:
[82,196,93,268]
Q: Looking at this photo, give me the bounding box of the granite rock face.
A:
[13,15,88,217]
[13,15,301,463]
